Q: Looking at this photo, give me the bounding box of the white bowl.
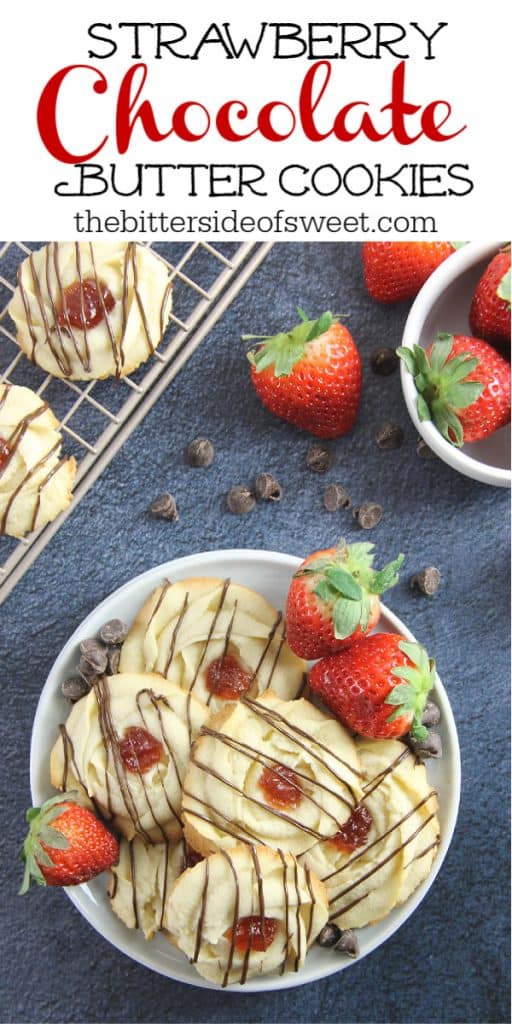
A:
[400,242,511,487]
[30,549,461,992]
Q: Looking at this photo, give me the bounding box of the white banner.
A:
[1,0,510,240]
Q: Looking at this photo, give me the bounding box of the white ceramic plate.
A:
[400,241,511,488]
[30,549,461,993]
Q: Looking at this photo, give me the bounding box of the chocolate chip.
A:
[108,647,121,675]
[410,730,443,760]
[353,501,383,529]
[411,567,441,596]
[370,347,398,376]
[99,618,128,645]
[416,438,437,460]
[149,493,179,521]
[422,700,441,727]
[254,473,282,502]
[226,485,255,515]
[334,929,360,957]
[316,923,341,948]
[79,639,108,675]
[61,675,91,703]
[323,483,352,511]
[375,422,404,451]
[186,437,214,468]
[306,443,333,473]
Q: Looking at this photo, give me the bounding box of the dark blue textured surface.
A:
[0,243,509,1024]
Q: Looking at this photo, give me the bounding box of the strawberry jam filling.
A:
[258,764,303,809]
[57,278,115,329]
[225,915,278,952]
[329,804,372,852]
[0,438,11,470]
[206,654,252,700]
[119,726,163,774]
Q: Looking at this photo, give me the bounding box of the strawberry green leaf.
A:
[370,553,405,595]
[333,597,363,640]
[443,381,484,409]
[384,640,436,737]
[306,311,335,342]
[396,347,416,375]
[450,242,467,251]
[497,267,511,306]
[359,591,371,633]
[314,579,337,603]
[416,395,431,422]
[39,826,69,850]
[325,566,363,601]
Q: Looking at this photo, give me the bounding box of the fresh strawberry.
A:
[245,310,362,438]
[469,247,511,350]
[285,539,404,660]
[398,334,511,445]
[309,633,435,740]
[20,791,119,893]
[363,242,460,304]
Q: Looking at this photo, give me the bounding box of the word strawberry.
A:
[245,310,362,438]
[285,539,404,659]
[309,633,435,740]
[363,242,461,304]
[398,334,511,445]
[20,791,119,893]
[469,247,511,350]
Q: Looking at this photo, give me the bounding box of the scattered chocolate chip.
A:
[411,566,441,596]
[316,923,342,948]
[226,485,255,515]
[149,493,179,521]
[334,929,360,958]
[61,675,91,703]
[186,437,214,468]
[108,647,121,675]
[416,438,437,460]
[306,443,333,474]
[79,639,108,675]
[323,483,352,512]
[422,700,441,727]
[370,347,398,376]
[375,422,404,451]
[353,501,383,529]
[99,618,128,645]
[410,731,443,760]
[254,473,283,502]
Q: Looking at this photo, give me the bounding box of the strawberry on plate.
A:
[309,633,435,740]
[20,791,119,893]
[285,539,404,660]
[398,333,511,446]
[245,310,362,438]
[469,246,511,350]
[362,242,461,304]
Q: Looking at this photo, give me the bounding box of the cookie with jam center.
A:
[50,672,209,843]
[166,843,328,986]
[8,241,173,380]
[0,382,76,537]
[300,738,440,929]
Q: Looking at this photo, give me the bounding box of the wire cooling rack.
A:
[0,240,272,603]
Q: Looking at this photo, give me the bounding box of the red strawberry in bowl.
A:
[245,310,362,438]
[20,791,119,893]
[285,539,404,660]
[309,633,435,740]
[398,333,511,446]
[362,242,461,304]
[469,246,511,351]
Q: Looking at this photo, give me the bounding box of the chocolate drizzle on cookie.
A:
[15,242,172,379]
[184,696,362,850]
[310,746,440,924]
[0,384,74,535]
